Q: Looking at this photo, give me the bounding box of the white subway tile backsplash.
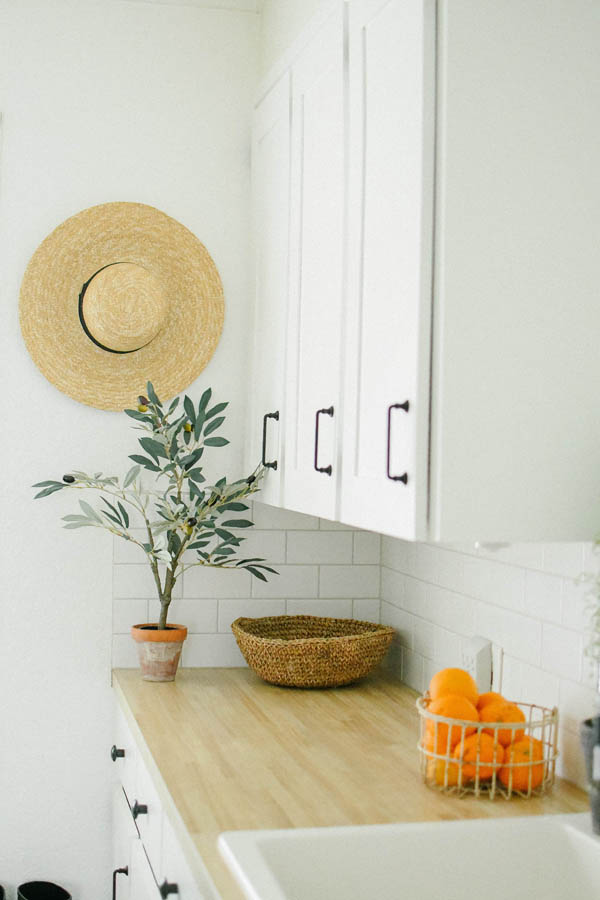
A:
[427,585,474,635]
[113,597,148,634]
[319,517,354,530]
[287,598,353,618]
[433,627,462,669]
[113,530,149,564]
[413,618,435,659]
[252,565,319,598]
[524,570,563,624]
[402,648,425,693]
[542,543,585,579]
[558,678,597,733]
[320,565,379,598]
[475,602,541,664]
[380,601,414,649]
[352,597,381,622]
[286,531,353,564]
[184,566,251,599]
[434,548,464,593]
[381,566,405,608]
[381,537,415,574]
[353,531,381,565]
[149,597,218,633]
[184,530,287,566]
[540,624,582,682]
[182,633,246,667]
[218,598,286,631]
[114,565,183,599]
[253,502,319,531]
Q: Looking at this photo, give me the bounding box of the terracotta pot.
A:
[131,623,188,682]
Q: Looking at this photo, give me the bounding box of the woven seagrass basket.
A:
[231,615,395,688]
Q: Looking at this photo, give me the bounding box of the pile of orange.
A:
[422,668,545,791]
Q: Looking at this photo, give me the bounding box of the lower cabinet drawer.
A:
[160,815,215,900]
[132,752,164,878]
[129,838,161,900]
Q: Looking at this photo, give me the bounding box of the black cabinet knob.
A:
[132,800,148,820]
[160,881,179,898]
[110,745,125,762]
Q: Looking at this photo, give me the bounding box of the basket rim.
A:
[231,615,395,645]
[416,694,558,727]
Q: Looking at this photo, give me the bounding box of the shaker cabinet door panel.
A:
[283,3,346,520]
[340,0,435,539]
[247,73,291,505]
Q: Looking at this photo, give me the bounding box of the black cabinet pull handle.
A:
[132,800,148,820]
[387,402,409,483]
[261,411,279,470]
[314,406,334,476]
[112,867,128,900]
[160,881,179,898]
[110,745,125,762]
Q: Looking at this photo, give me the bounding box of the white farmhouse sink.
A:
[218,813,599,900]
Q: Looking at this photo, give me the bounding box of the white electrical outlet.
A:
[461,636,492,692]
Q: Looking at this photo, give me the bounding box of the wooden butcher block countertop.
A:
[113,667,588,900]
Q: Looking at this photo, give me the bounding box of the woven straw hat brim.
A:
[19,202,224,411]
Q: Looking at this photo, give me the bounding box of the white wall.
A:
[0,1,258,895]
[381,538,600,787]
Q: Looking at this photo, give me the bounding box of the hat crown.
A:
[81,262,168,353]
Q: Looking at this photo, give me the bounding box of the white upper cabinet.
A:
[251,0,600,541]
[283,3,346,520]
[246,73,291,505]
[340,0,435,539]
[429,0,600,541]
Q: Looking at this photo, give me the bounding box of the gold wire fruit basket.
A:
[416,694,558,799]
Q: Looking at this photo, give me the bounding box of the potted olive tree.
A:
[33,382,276,681]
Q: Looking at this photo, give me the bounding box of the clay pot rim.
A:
[131,623,188,643]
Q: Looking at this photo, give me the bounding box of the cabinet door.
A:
[246,73,291,505]
[340,0,435,539]
[113,786,138,899]
[129,839,160,900]
[283,2,346,520]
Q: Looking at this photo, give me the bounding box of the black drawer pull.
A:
[110,745,125,762]
[112,867,128,900]
[261,411,279,469]
[314,406,334,476]
[132,800,148,820]
[386,402,409,483]
[160,881,179,898]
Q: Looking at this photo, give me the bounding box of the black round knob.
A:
[110,745,125,762]
[132,800,148,820]
[160,882,179,898]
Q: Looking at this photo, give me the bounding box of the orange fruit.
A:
[499,737,545,791]
[479,700,526,747]
[476,691,505,711]
[452,732,505,780]
[429,668,479,707]
[426,756,460,786]
[425,694,479,752]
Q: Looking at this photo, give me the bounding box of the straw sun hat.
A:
[19,201,224,411]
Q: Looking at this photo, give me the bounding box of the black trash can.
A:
[18,884,71,900]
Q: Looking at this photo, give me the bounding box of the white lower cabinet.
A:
[112,705,216,900]
[128,839,161,900]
